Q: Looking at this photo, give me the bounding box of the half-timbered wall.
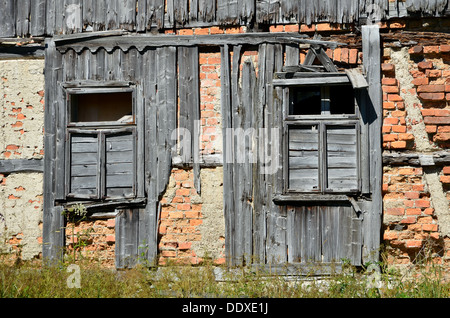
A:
[2,0,450,270]
[1,0,449,37]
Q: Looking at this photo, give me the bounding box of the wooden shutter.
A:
[66,130,100,199]
[288,124,320,192]
[66,127,136,200]
[325,123,359,193]
[104,129,136,199]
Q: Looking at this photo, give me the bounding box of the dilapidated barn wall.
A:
[1,0,450,271]
[0,0,449,37]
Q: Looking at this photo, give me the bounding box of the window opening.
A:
[289,84,355,116]
[69,91,133,124]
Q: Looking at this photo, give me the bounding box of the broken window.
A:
[284,83,360,194]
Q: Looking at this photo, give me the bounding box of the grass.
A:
[1,256,450,298]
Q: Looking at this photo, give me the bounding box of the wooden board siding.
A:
[42,29,383,270]
[1,0,449,37]
[286,204,362,266]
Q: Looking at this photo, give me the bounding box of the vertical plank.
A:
[198,0,215,22]
[140,48,157,265]
[136,0,148,31]
[362,25,382,264]
[106,0,118,30]
[115,209,140,269]
[252,43,267,264]
[178,46,201,193]
[147,0,165,29]
[0,0,16,37]
[220,44,235,265]
[30,0,46,36]
[43,39,65,264]
[15,0,31,37]
[118,0,136,31]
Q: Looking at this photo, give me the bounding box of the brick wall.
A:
[382,41,450,265]
[65,219,116,267]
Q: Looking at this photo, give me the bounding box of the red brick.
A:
[443,166,450,174]
[209,26,223,34]
[382,78,398,86]
[426,125,437,133]
[419,93,445,101]
[177,204,191,211]
[440,175,450,183]
[178,29,194,35]
[194,27,209,35]
[417,85,445,93]
[423,224,438,232]
[178,242,192,250]
[383,102,396,110]
[409,46,423,55]
[284,24,299,32]
[405,240,422,248]
[391,141,407,149]
[386,207,404,216]
[417,61,433,71]
[412,77,429,86]
[382,63,395,73]
[349,49,358,64]
[434,133,450,142]
[384,231,399,240]
[423,46,440,54]
[401,217,417,224]
[440,45,450,53]
[406,208,422,215]
[415,200,430,208]
[391,125,407,133]
[426,69,442,78]
[383,86,400,94]
[424,116,450,125]
[383,134,398,142]
[388,94,403,102]
[269,25,284,32]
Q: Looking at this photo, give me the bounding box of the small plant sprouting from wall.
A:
[62,203,89,262]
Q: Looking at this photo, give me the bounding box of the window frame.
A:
[61,82,143,203]
[282,82,361,196]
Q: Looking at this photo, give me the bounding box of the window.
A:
[284,83,360,194]
[63,85,142,201]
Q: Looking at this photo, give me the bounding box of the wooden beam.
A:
[0,159,44,174]
[361,24,382,264]
[54,32,347,53]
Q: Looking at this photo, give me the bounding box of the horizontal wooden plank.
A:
[273,76,350,87]
[0,159,44,173]
[273,194,351,203]
[56,32,311,52]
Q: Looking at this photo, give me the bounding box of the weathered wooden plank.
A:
[118,0,137,31]
[198,0,216,22]
[362,25,382,264]
[0,0,15,37]
[147,0,165,29]
[29,0,46,36]
[15,0,31,37]
[178,46,201,193]
[0,159,44,173]
[55,32,310,53]
[43,39,65,264]
[115,209,140,269]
